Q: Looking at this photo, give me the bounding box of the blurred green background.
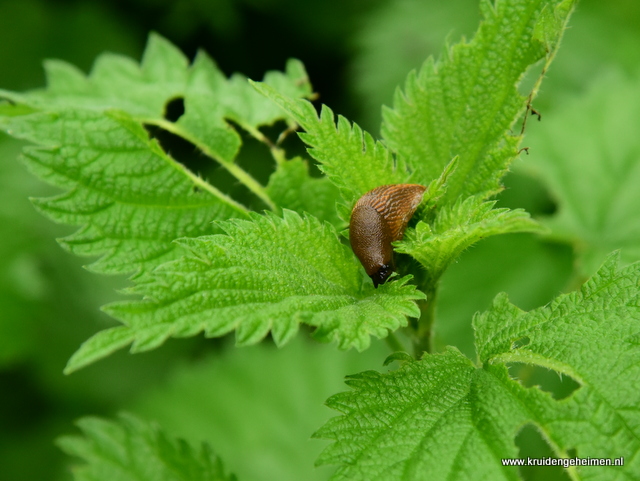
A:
[1,0,639,480]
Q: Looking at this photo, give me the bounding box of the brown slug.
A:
[349,184,426,287]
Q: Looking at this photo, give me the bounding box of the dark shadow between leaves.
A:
[144,122,214,180]
[142,119,247,203]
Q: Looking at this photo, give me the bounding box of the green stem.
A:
[520,15,569,136]
[140,117,276,210]
[413,284,437,356]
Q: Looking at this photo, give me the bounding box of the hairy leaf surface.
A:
[250,82,409,205]
[475,252,640,477]
[0,34,313,277]
[0,108,245,277]
[316,254,640,480]
[65,211,424,373]
[252,0,574,287]
[382,0,575,201]
[397,195,546,285]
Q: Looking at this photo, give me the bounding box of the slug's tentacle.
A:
[349,184,426,287]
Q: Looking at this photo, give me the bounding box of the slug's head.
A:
[349,184,426,288]
[371,264,393,288]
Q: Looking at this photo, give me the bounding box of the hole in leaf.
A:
[163,97,185,122]
[512,336,530,349]
[507,363,580,400]
[515,423,572,480]
[143,122,273,210]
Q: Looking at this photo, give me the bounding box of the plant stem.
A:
[413,284,437,356]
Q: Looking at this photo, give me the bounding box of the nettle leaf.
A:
[521,71,640,275]
[474,252,640,476]
[316,253,640,480]
[0,108,245,277]
[315,348,528,481]
[174,49,312,169]
[3,33,311,130]
[0,33,313,276]
[397,195,546,285]
[251,82,409,206]
[382,0,575,202]
[65,211,424,373]
[0,36,185,117]
[57,413,236,481]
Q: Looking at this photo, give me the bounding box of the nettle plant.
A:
[1,0,639,479]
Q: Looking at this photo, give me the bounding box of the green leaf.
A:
[4,33,188,116]
[381,0,576,201]
[265,156,342,227]
[0,32,314,226]
[397,195,546,286]
[532,0,575,52]
[521,70,640,275]
[4,33,312,132]
[316,253,640,480]
[251,81,409,205]
[315,348,529,480]
[0,107,246,277]
[175,53,312,167]
[474,252,640,477]
[0,33,324,370]
[65,211,424,373]
[57,413,236,481]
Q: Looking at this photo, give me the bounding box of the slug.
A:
[349,184,426,287]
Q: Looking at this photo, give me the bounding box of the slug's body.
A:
[349,184,426,287]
